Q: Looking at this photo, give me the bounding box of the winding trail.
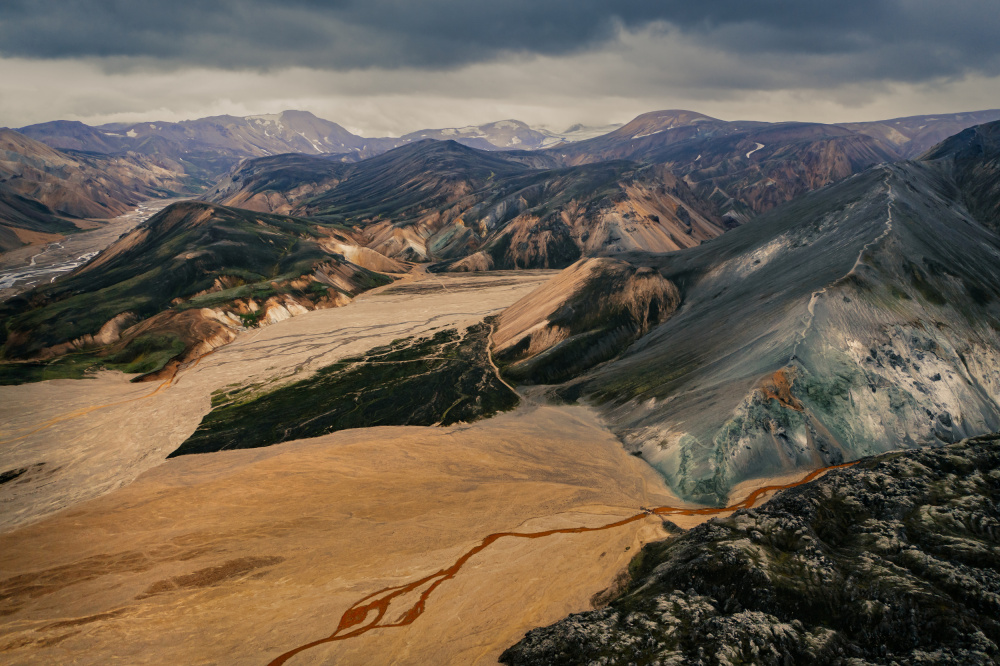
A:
[486,319,520,398]
[789,173,895,362]
[267,460,856,665]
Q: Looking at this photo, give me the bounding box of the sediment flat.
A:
[0,268,835,665]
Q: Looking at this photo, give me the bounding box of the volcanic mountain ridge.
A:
[497,120,1000,504]
[0,201,398,384]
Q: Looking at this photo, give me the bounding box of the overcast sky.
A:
[2,0,999,135]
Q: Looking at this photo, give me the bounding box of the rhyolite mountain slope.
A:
[207,153,352,215]
[534,110,901,223]
[502,123,1000,505]
[0,190,77,253]
[206,140,727,268]
[0,202,395,383]
[502,434,1000,666]
[0,129,196,251]
[843,108,1000,159]
[492,257,680,385]
[400,119,562,150]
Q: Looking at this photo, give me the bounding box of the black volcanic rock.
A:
[502,433,1000,666]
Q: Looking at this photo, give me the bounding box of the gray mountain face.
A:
[501,434,1000,666]
[544,128,1000,505]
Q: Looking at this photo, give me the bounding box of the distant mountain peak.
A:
[617,109,721,137]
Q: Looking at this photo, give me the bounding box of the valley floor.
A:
[1,269,843,665]
[0,198,181,301]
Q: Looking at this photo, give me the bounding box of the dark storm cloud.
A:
[0,0,665,69]
[1,0,998,83]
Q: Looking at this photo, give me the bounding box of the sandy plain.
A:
[0,268,823,665]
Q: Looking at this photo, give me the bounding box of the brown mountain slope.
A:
[842,109,1000,158]
[537,113,899,222]
[0,190,75,252]
[208,153,350,215]
[207,141,727,269]
[0,129,198,251]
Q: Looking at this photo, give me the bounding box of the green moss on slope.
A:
[169,320,518,457]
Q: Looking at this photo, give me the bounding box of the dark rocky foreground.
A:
[502,434,1000,665]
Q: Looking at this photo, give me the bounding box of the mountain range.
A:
[5,119,999,480]
[3,107,997,256]
[209,140,727,268]
[197,111,911,267]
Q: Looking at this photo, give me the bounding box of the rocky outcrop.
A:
[502,434,1000,666]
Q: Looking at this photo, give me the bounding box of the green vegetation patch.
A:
[0,333,185,385]
[169,320,518,457]
[0,203,339,359]
[103,333,187,375]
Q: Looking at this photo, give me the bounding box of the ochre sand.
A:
[1,269,844,665]
[0,270,556,531]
